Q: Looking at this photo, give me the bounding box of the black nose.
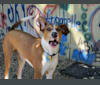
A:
[52,32,57,38]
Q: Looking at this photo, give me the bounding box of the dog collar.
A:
[44,51,58,62]
[46,52,58,57]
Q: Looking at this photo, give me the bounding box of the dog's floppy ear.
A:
[59,24,70,35]
[38,15,48,32]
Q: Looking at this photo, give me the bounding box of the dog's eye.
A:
[56,28,61,32]
[47,27,51,31]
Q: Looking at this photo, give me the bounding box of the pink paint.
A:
[0,12,7,29]
[87,4,95,8]
[43,4,58,16]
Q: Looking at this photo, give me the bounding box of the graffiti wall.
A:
[0,4,100,66]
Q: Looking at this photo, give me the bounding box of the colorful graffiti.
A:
[59,34,68,56]
[7,4,26,30]
[46,12,77,25]
[81,4,91,41]
[72,38,96,64]
[0,4,100,66]
[43,4,58,15]
[89,6,100,44]
[71,4,100,64]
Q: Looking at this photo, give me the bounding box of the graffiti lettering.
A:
[81,4,91,41]
[81,4,88,12]
[7,4,27,31]
[15,4,23,30]
[46,12,77,25]
[8,4,14,23]
[21,4,26,26]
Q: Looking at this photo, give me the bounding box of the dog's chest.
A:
[41,52,58,75]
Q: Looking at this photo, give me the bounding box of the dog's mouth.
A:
[49,39,59,47]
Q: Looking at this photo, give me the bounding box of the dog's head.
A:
[38,16,70,48]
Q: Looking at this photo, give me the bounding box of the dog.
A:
[2,15,70,79]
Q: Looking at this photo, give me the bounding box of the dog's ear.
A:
[59,24,70,35]
[38,16,48,32]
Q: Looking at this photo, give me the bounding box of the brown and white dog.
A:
[2,15,70,79]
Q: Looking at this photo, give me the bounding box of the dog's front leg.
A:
[46,64,57,79]
[46,58,58,79]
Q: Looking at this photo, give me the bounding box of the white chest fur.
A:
[41,53,58,76]
[41,37,59,77]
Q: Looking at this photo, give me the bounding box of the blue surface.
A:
[72,49,95,64]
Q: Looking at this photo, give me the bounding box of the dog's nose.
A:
[52,32,57,38]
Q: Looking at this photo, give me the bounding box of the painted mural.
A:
[0,4,100,66]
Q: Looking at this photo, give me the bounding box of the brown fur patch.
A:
[3,30,43,79]
[59,24,70,35]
